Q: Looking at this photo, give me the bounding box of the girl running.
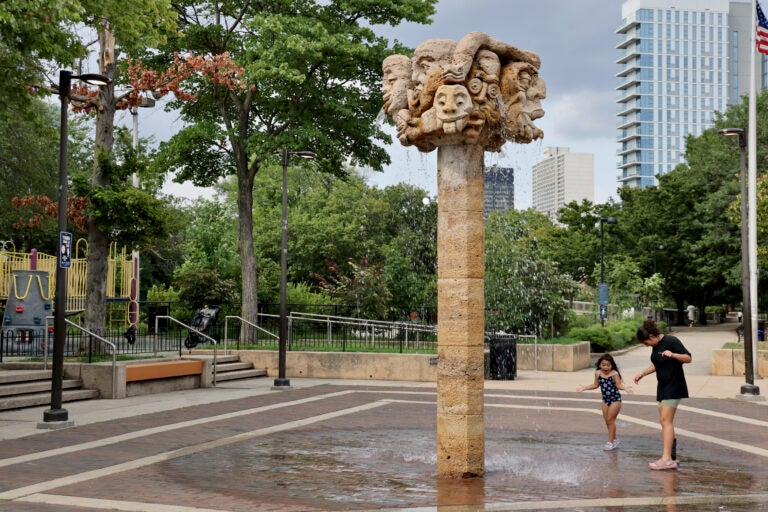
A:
[577,354,633,451]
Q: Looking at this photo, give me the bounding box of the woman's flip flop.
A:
[649,458,678,470]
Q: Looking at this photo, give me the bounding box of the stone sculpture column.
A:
[382,32,546,478]
[436,144,485,478]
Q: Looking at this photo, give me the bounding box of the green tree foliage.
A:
[149,0,437,329]
[485,209,577,338]
[176,198,239,281]
[315,258,392,319]
[173,267,239,313]
[0,0,85,109]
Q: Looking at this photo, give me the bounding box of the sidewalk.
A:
[0,322,766,512]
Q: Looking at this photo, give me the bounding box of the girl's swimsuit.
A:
[598,371,622,405]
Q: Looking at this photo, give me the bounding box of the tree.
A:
[62,0,178,332]
[150,0,437,334]
[485,209,576,338]
[315,257,392,319]
[0,0,85,110]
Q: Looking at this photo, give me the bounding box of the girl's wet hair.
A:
[636,318,661,342]
[595,353,621,378]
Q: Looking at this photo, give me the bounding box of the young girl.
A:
[577,354,633,451]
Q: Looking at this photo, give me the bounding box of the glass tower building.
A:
[616,0,755,189]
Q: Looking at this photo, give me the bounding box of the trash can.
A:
[489,335,517,380]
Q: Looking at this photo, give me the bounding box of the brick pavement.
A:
[0,324,767,511]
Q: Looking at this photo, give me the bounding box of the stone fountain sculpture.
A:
[382,32,545,479]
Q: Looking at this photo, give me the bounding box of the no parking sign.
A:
[59,232,72,268]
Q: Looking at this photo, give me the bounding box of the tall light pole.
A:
[598,216,617,326]
[42,70,111,427]
[653,244,665,274]
[273,148,316,389]
[127,97,156,341]
[719,127,759,396]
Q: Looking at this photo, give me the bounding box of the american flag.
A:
[758,1,768,55]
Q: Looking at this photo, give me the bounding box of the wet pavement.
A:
[0,323,766,511]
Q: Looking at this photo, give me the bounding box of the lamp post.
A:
[718,127,759,396]
[598,217,617,326]
[42,70,111,427]
[273,148,316,389]
[127,96,156,339]
[653,244,665,274]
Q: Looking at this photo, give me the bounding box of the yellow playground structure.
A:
[0,240,138,329]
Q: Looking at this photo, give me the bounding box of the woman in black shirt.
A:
[634,318,692,471]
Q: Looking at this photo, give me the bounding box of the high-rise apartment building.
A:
[616,0,756,189]
[532,147,595,220]
[483,165,514,217]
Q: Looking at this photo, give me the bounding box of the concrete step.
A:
[0,388,100,411]
[215,361,255,372]
[183,354,241,364]
[0,378,84,397]
[214,368,267,382]
[0,370,52,384]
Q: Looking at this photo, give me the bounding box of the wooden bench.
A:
[125,360,203,382]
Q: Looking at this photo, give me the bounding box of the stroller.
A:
[184,305,221,349]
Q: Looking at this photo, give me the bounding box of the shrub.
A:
[566,319,648,352]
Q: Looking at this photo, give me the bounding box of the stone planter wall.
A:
[711,348,768,377]
[516,342,591,371]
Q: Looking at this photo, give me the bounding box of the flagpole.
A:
[749,0,761,385]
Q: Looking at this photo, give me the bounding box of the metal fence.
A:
[1,310,539,361]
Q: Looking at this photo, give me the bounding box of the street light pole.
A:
[599,216,617,326]
[42,70,110,427]
[719,127,759,396]
[273,148,316,389]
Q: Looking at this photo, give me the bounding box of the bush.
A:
[566,319,650,352]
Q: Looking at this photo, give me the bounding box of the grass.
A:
[18,354,165,363]
[721,342,768,350]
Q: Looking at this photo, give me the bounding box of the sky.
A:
[127,0,624,206]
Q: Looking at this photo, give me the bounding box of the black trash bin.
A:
[489,335,517,380]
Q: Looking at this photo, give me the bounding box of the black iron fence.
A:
[1,310,536,362]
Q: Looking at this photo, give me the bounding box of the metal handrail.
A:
[286,312,437,347]
[45,316,117,399]
[224,315,278,352]
[155,315,218,386]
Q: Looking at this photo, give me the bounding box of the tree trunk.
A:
[237,165,258,341]
[84,26,116,334]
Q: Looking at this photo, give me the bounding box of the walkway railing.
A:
[44,317,117,399]
[155,315,219,386]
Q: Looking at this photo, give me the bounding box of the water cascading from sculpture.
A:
[382,32,545,479]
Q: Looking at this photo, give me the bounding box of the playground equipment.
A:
[0,241,138,339]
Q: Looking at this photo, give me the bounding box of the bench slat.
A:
[125,360,203,382]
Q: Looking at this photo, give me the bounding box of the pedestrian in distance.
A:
[634,318,692,471]
[577,353,633,451]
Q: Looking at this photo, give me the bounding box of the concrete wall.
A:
[232,343,590,382]
[516,342,591,372]
[712,349,768,377]
[231,350,439,381]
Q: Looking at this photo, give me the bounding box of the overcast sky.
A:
[133,1,624,204]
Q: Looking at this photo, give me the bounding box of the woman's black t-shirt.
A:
[650,334,691,401]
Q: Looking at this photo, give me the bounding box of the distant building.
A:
[532,147,594,220]
[616,0,757,189]
[483,165,514,217]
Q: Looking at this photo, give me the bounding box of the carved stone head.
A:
[382,32,545,152]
